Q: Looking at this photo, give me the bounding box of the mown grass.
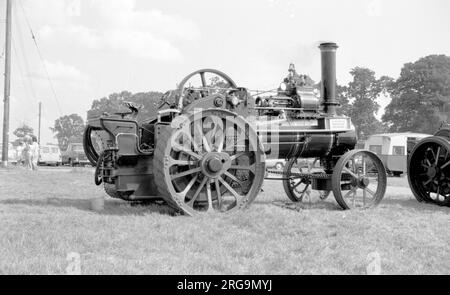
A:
[0,167,449,274]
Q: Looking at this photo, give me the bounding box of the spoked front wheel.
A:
[332,150,387,209]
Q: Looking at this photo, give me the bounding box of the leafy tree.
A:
[209,76,231,88]
[87,91,164,123]
[51,114,85,151]
[314,81,349,116]
[12,124,34,145]
[88,91,132,118]
[336,84,350,116]
[382,55,450,134]
[345,67,390,139]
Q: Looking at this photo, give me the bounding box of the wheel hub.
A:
[427,166,437,178]
[201,152,230,178]
[358,177,370,188]
[207,157,223,172]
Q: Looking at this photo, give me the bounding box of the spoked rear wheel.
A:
[408,136,450,206]
[282,158,311,202]
[332,150,387,209]
[282,158,331,202]
[154,109,266,215]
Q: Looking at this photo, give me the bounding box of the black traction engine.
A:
[83,42,387,215]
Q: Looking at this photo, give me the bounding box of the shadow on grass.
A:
[259,194,450,213]
[0,197,177,216]
[380,197,450,213]
[269,200,342,212]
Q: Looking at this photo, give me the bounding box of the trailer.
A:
[364,133,431,176]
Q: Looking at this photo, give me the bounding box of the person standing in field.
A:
[16,142,24,166]
[30,136,39,171]
[22,135,32,170]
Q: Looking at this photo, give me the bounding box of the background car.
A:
[265,159,286,170]
[61,143,90,166]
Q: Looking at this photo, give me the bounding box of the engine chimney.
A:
[319,42,339,116]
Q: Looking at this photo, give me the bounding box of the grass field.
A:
[0,166,449,275]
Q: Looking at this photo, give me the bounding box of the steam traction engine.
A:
[408,126,450,206]
[83,42,387,215]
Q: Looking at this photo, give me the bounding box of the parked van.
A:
[364,133,431,176]
[38,144,62,166]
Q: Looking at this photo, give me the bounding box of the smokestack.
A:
[319,42,339,116]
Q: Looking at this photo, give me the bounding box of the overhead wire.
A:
[17,0,63,115]
[11,4,37,104]
[12,35,36,105]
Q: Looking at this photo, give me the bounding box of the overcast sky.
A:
[0,0,449,144]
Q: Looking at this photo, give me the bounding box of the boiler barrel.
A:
[261,130,357,159]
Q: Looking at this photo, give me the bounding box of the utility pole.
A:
[1,0,12,167]
[38,102,41,145]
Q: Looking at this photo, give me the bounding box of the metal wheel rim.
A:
[332,150,387,209]
[176,69,237,110]
[408,136,450,206]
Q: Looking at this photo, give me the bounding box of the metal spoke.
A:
[343,167,358,179]
[291,179,305,189]
[423,178,433,186]
[173,144,202,160]
[422,163,432,169]
[200,72,207,87]
[193,121,203,145]
[219,176,242,200]
[187,177,208,206]
[215,179,222,210]
[229,152,245,162]
[179,175,198,197]
[362,156,366,175]
[171,167,202,180]
[441,160,450,169]
[193,122,212,153]
[206,180,213,212]
[298,184,310,196]
[435,146,441,165]
[349,159,355,174]
[186,131,201,153]
[230,164,255,174]
[344,187,357,199]
[168,157,197,167]
[365,187,376,196]
[223,171,242,186]
[216,129,225,153]
[429,148,436,164]
[202,136,212,152]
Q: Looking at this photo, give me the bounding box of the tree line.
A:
[12,53,450,150]
[338,54,450,139]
